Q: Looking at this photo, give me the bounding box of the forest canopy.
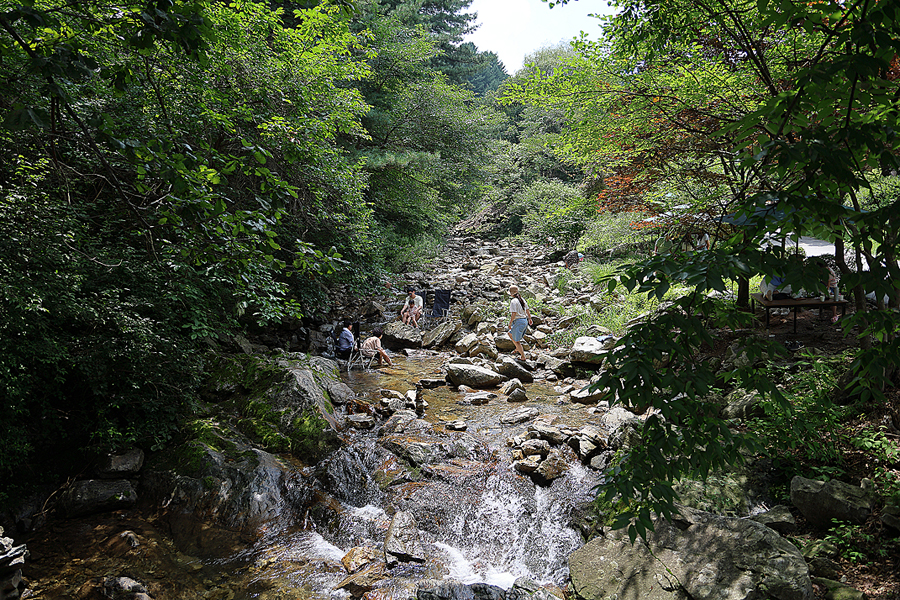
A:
[0,0,509,499]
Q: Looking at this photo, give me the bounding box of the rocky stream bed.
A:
[4,236,895,600]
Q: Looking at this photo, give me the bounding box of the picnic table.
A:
[751,293,848,333]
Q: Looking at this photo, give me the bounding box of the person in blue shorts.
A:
[506,285,533,360]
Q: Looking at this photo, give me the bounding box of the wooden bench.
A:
[750,293,848,333]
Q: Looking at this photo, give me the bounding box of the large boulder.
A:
[569,337,614,365]
[496,356,534,383]
[96,448,145,478]
[568,505,813,600]
[58,480,137,517]
[445,364,503,388]
[382,321,424,349]
[423,320,461,348]
[790,476,873,527]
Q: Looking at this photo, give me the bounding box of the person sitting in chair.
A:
[400,288,424,328]
[336,320,354,359]
[362,326,393,367]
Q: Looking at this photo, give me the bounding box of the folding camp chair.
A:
[424,289,452,328]
[347,323,377,372]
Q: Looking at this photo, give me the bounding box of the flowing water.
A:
[22,350,600,600]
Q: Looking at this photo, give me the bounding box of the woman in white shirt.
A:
[507,285,532,360]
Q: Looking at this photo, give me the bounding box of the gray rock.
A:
[749,505,796,534]
[569,336,612,364]
[347,413,376,429]
[383,321,424,349]
[521,439,551,457]
[527,424,566,445]
[500,406,540,425]
[384,511,426,565]
[460,391,496,405]
[790,476,872,527]
[96,448,145,479]
[469,338,499,359]
[810,577,866,600]
[423,320,461,348]
[496,356,534,383]
[535,353,573,377]
[455,332,479,354]
[881,503,900,534]
[514,455,542,474]
[569,505,813,600]
[418,582,506,600]
[534,449,568,484]
[446,364,503,388]
[335,561,387,597]
[570,382,606,404]
[494,334,516,352]
[602,406,640,431]
[59,479,137,518]
[722,389,764,421]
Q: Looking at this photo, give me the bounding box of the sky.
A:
[463,0,617,74]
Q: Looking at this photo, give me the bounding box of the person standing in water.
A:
[507,285,532,360]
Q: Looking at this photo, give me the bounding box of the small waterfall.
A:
[307,435,597,589]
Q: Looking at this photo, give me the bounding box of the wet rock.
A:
[382,322,424,349]
[514,455,542,474]
[500,378,527,403]
[418,582,506,600]
[569,505,813,600]
[790,476,872,527]
[348,413,376,429]
[381,436,452,467]
[460,391,496,405]
[59,479,137,518]
[142,443,315,541]
[76,576,150,599]
[335,561,387,597]
[455,332,479,354]
[384,511,426,566]
[96,448,145,479]
[446,364,503,388]
[534,449,568,483]
[521,439,550,457]
[417,378,447,389]
[527,423,566,445]
[101,530,141,557]
[423,320,461,348]
[496,356,534,383]
[445,420,468,431]
[750,505,797,534]
[500,406,539,425]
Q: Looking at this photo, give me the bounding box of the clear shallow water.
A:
[22,350,599,600]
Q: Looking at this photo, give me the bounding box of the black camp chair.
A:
[428,289,452,325]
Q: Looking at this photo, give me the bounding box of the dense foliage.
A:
[509,0,900,538]
[0,0,504,502]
